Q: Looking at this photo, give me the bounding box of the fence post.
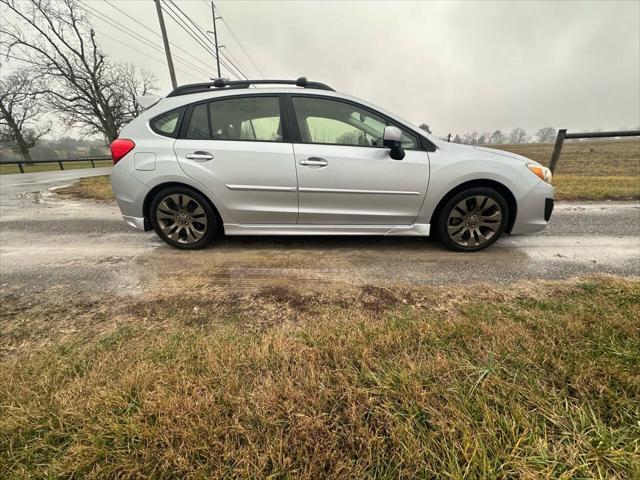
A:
[548,129,566,174]
[58,161,64,170]
[90,160,95,168]
[17,162,24,173]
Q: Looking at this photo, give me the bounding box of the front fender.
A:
[417,151,540,224]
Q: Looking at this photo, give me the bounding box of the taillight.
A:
[110,138,135,164]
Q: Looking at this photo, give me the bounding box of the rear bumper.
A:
[510,181,554,234]
[112,164,150,231]
[122,215,148,231]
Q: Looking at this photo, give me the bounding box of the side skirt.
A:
[223,223,430,237]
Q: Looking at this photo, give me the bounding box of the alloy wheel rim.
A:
[156,194,208,244]
[447,195,502,247]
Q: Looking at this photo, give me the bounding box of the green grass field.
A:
[1,277,638,478]
[0,159,112,175]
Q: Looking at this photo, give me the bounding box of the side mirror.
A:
[383,126,405,160]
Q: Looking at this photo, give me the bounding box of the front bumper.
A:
[510,180,554,235]
[544,198,554,221]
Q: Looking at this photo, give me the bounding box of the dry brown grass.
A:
[1,277,639,479]
[553,175,639,201]
[55,175,114,202]
[487,139,640,200]
[491,139,640,177]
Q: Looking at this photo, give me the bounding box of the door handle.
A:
[185,151,213,161]
[299,157,328,167]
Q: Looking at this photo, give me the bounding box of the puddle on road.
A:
[2,193,639,295]
[500,236,640,266]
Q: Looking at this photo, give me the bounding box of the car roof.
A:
[139,86,437,146]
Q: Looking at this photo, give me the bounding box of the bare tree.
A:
[509,127,528,144]
[0,69,50,162]
[536,127,557,143]
[490,130,505,145]
[462,132,479,145]
[0,0,156,142]
[453,134,462,143]
[114,63,158,118]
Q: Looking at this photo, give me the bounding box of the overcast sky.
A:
[3,0,640,137]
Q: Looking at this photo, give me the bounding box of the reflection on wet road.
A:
[1,174,638,295]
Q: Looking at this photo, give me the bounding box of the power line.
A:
[219,46,250,80]
[201,4,250,79]
[215,5,264,77]
[80,0,211,78]
[100,0,216,75]
[0,47,195,82]
[203,0,254,79]
[81,0,209,77]
[163,0,245,80]
[90,28,197,80]
[154,0,177,88]
[0,52,40,66]
[216,42,250,80]
[163,0,248,80]
[160,0,235,78]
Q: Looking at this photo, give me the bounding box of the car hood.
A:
[472,146,532,164]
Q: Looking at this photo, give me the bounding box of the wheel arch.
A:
[143,182,224,234]
[429,179,517,234]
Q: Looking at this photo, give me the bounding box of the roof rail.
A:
[166,77,334,97]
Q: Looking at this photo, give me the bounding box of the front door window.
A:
[291,96,417,149]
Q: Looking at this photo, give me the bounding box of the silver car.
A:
[111,77,554,251]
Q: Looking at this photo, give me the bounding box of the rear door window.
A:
[185,104,210,139]
[183,96,282,142]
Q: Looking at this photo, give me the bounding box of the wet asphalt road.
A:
[0,170,638,295]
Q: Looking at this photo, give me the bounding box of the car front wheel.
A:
[150,186,217,249]
[437,187,509,252]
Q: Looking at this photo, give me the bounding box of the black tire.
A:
[150,186,217,250]
[437,187,509,252]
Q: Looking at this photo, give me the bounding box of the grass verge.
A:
[0,160,112,175]
[57,173,639,204]
[1,277,638,478]
[55,175,114,202]
[554,174,640,200]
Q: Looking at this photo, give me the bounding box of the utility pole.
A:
[211,2,221,78]
[154,0,177,88]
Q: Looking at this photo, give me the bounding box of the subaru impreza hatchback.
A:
[111,77,554,251]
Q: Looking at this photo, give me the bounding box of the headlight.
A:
[527,163,552,184]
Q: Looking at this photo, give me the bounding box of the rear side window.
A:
[150,107,184,138]
[184,96,282,142]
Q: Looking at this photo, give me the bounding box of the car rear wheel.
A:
[150,186,217,249]
[437,187,508,252]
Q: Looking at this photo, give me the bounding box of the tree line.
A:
[0,0,157,162]
[419,124,557,145]
[453,127,558,145]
